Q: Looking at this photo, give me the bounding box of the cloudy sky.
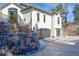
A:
[0,3,77,22]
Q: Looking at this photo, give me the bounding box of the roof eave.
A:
[21,6,51,15]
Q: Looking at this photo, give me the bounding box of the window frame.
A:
[58,17,60,24]
[44,15,46,23]
[37,13,40,22]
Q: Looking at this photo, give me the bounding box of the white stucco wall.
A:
[1,4,24,24]
[51,13,62,37]
[23,12,31,25]
[52,14,62,29]
[31,10,51,30]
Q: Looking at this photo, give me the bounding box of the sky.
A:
[0,3,77,22]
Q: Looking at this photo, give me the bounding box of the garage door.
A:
[38,29,50,38]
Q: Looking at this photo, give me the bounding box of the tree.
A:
[51,3,68,23]
[73,4,79,26]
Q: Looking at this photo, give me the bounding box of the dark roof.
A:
[0,3,31,9]
[21,6,51,15]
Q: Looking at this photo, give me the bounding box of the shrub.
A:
[0,21,10,33]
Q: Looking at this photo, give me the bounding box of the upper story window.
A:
[8,8,18,23]
[44,15,46,23]
[37,13,39,22]
[58,17,60,24]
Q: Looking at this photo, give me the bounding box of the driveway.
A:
[31,36,79,56]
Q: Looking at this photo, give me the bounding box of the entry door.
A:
[56,28,60,36]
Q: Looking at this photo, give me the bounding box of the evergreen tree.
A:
[51,3,68,23]
[73,4,79,25]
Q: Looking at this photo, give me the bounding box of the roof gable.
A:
[0,3,30,9]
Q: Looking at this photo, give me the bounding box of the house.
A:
[0,3,62,38]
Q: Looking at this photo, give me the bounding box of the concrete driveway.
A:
[31,36,79,56]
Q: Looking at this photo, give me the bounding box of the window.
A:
[44,15,46,22]
[8,8,18,23]
[37,13,39,22]
[58,17,60,24]
[24,18,25,21]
